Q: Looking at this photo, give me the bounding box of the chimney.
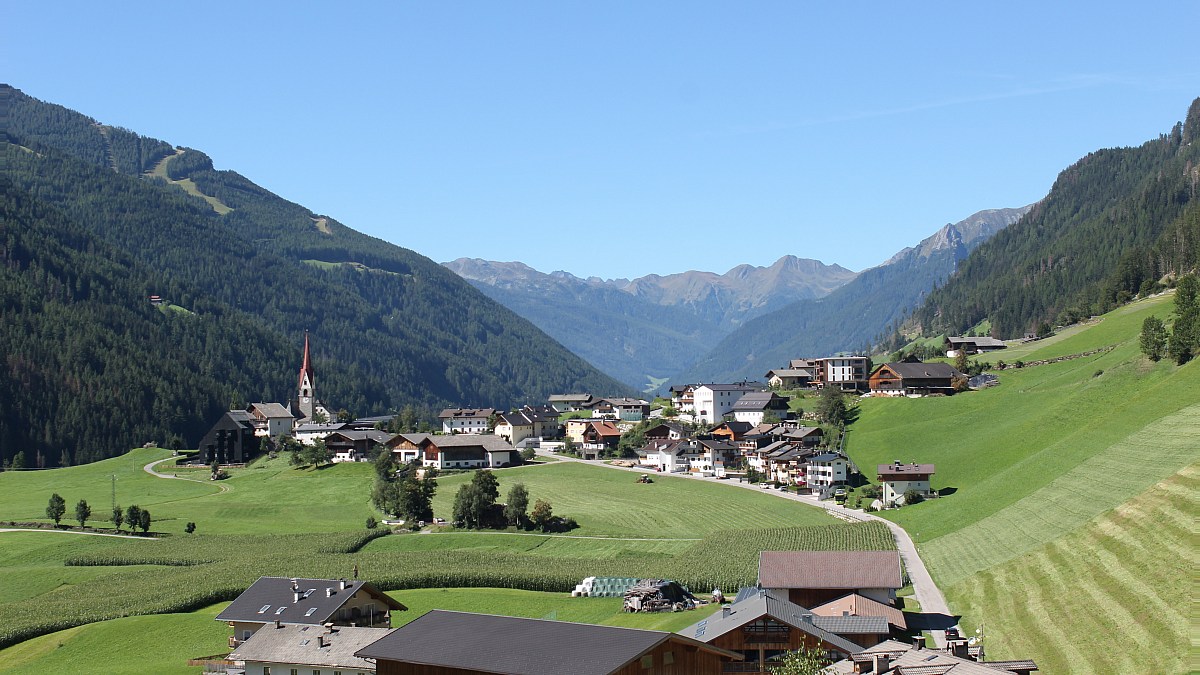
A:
[913,635,925,650]
[339,579,347,590]
[273,619,281,629]
[325,587,333,597]
[951,639,969,659]
[721,605,732,618]
[317,635,325,648]
[293,590,301,603]
[872,654,891,672]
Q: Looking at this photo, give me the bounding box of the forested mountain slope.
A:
[915,97,1200,337]
[1,85,629,466]
[678,207,1029,383]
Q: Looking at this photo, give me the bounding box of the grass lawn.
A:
[431,461,836,537]
[390,587,720,632]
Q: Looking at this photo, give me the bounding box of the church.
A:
[196,333,332,464]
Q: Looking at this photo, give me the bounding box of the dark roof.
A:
[216,577,405,625]
[427,434,516,452]
[809,452,844,463]
[497,411,534,426]
[678,588,861,654]
[946,336,1007,348]
[878,362,962,381]
[759,551,903,590]
[877,462,936,478]
[230,624,389,669]
[356,610,740,675]
[697,382,763,392]
[731,391,789,411]
[325,430,395,444]
[709,421,753,434]
[438,407,495,419]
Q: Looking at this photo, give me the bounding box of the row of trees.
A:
[1140,275,1199,364]
[43,493,152,533]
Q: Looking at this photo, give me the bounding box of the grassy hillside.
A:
[845,293,1198,671]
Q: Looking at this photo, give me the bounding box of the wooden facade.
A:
[703,616,847,674]
[374,637,734,675]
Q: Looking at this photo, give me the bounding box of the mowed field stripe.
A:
[946,464,1195,674]
[922,403,1200,586]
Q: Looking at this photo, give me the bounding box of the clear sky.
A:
[5,2,1197,279]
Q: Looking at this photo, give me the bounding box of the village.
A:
[169,334,1044,675]
[197,335,1005,508]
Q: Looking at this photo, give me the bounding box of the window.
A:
[275,606,286,614]
[258,604,272,614]
[640,654,654,669]
[662,651,674,665]
[263,669,271,675]
[290,670,298,675]
[305,607,318,617]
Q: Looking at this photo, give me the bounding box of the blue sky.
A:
[5,2,1197,279]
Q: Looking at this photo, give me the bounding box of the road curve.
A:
[0,527,156,540]
[143,457,231,493]
[535,450,955,647]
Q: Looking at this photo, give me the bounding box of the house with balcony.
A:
[876,461,935,505]
[216,576,404,650]
[806,452,849,495]
[548,393,594,412]
[691,438,740,477]
[815,356,871,392]
[944,335,1008,357]
[246,402,297,438]
[325,429,396,463]
[438,408,495,434]
[593,397,651,422]
[678,587,866,674]
[580,420,622,459]
[868,362,962,397]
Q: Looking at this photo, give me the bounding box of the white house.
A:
[294,422,348,445]
[729,391,791,425]
[417,434,519,470]
[642,440,700,473]
[817,356,871,391]
[877,461,935,505]
[493,411,535,446]
[437,408,495,435]
[806,452,849,493]
[247,403,296,438]
[692,383,762,424]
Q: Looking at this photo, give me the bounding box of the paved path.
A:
[535,449,956,647]
[0,527,156,541]
[144,457,231,493]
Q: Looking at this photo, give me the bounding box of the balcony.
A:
[722,663,766,673]
[227,636,241,649]
[742,628,791,644]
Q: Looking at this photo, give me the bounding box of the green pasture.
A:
[946,464,1195,675]
[431,461,836,537]
[389,588,719,632]
[848,293,1198,542]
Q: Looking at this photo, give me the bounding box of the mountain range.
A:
[444,256,857,387]
[448,207,1029,388]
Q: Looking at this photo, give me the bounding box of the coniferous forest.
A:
[1,85,630,467]
[915,98,1200,337]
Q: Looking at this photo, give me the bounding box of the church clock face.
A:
[301,396,311,404]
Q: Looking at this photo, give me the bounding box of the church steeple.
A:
[297,332,316,419]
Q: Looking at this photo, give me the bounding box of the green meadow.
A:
[845,293,1198,671]
[0,448,887,671]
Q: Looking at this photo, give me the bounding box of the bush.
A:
[366,517,378,529]
[902,489,925,505]
[185,522,196,534]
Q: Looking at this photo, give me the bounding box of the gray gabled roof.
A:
[215,577,404,625]
[679,588,862,654]
[355,610,740,675]
[879,361,962,381]
[250,402,294,419]
[230,624,390,669]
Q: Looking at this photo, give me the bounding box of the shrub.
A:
[903,489,925,505]
[366,517,378,529]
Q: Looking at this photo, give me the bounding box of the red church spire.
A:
[298,331,315,396]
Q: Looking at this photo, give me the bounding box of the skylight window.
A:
[305,608,318,616]
[300,639,310,646]
[275,606,286,614]
[259,605,272,613]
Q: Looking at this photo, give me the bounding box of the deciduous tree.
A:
[1140,315,1168,361]
[504,483,529,528]
[75,499,91,528]
[46,493,66,526]
[530,499,553,532]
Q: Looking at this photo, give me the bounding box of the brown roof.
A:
[587,420,621,437]
[812,592,907,630]
[759,551,902,590]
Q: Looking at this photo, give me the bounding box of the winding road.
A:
[535,449,956,647]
